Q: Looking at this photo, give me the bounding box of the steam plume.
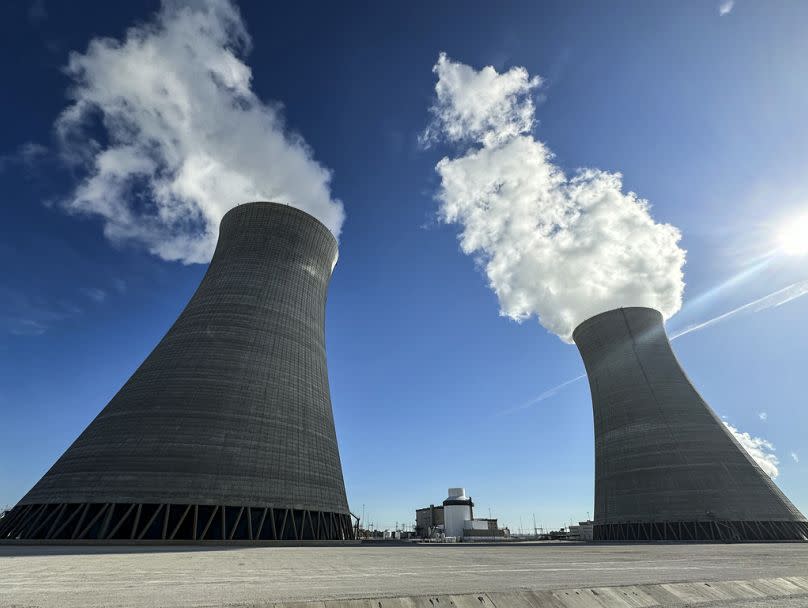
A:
[424,54,686,342]
[56,0,343,264]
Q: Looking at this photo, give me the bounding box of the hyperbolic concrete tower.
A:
[573,307,807,542]
[0,202,354,542]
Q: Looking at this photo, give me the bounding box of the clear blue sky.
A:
[1,0,807,532]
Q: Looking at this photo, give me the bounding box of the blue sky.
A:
[1,0,807,532]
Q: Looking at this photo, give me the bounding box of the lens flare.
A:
[778,214,808,256]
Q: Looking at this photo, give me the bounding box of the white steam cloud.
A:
[56,0,343,264]
[424,54,686,342]
[723,421,779,479]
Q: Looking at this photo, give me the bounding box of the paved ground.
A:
[1,542,807,607]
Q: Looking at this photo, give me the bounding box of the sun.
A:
[778,213,808,256]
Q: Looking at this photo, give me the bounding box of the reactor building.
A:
[573,307,807,542]
[0,202,355,542]
[415,487,505,540]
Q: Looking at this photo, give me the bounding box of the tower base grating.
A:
[594,520,808,542]
[0,502,355,542]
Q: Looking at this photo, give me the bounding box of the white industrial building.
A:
[416,487,506,540]
[443,487,472,537]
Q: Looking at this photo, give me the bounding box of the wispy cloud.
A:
[671,280,808,339]
[723,421,779,478]
[79,287,107,303]
[8,319,49,337]
[759,411,768,421]
[28,0,47,23]
[0,142,47,172]
[719,0,735,16]
[792,452,800,464]
[18,142,47,164]
[0,287,81,336]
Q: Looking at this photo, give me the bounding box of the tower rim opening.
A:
[222,201,338,249]
[572,306,663,344]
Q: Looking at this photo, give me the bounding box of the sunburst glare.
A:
[778,213,808,256]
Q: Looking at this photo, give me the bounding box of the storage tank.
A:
[443,487,473,538]
[573,306,807,541]
[0,202,354,542]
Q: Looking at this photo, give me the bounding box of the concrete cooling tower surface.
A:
[573,307,807,542]
[0,202,354,542]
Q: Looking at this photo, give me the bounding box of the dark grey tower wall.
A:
[573,307,807,542]
[1,202,354,542]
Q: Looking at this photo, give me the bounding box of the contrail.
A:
[503,279,808,413]
[670,279,808,340]
[676,256,772,314]
[497,374,586,415]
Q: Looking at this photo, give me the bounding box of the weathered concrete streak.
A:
[290,577,808,608]
[572,307,806,535]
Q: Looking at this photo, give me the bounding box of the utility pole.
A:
[533,513,537,538]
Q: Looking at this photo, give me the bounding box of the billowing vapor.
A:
[56,0,343,264]
[424,54,686,342]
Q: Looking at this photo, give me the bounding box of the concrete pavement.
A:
[1,542,807,607]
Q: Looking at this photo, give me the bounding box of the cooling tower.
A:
[0,202,354,542]
[573,307,807,542]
